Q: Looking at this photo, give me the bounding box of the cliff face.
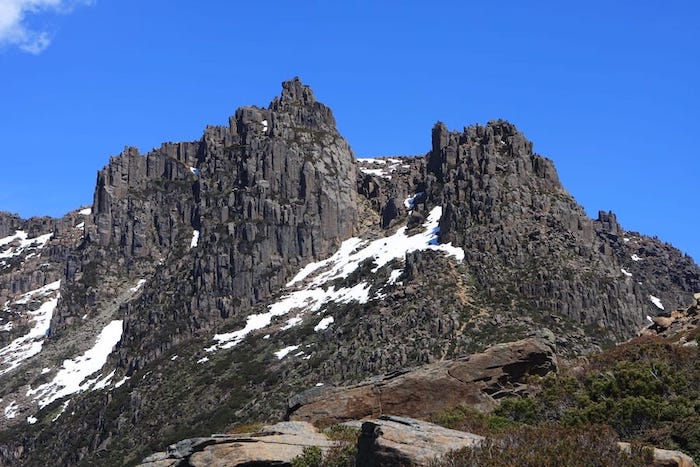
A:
[427,120,697,337]
[48,78,358,373]
[0,79,697,466]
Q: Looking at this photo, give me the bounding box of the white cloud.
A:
[0,0,93,54]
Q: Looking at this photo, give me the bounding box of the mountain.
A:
[0,78,697,466]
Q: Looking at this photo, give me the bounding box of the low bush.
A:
[428,424,653,467]
[291,425,358,467]
[492,335,700,459]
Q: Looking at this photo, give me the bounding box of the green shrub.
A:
[290,425,358,467]
[292,446,323,467]
[492,335,700,459]
[431,404,521,434]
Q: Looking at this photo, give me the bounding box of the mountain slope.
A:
[0,78,697,466]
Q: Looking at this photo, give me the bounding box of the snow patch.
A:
[27,415,37,424]
[357,157,407,179]
[129,279,147,293]
[26,320,124,408]
[197,356,209,364]
[288,206,464,287]
[388,269,403,285]
[4,401,18,419]
[314,316,334,332]
[75,222,85,230]
[15,280,61,305]
[261,119,269,132]
[207,206,464,354]
[403,192,424,210]
[621,268,632,277]
[92,370,116,390]
[170,355,178,361]
[190,230,200,248]
[189,167,200,175]
[207,282,370,352]
[359,167,392,179]
[281,316,303,330]
[631,254,642,262]
[114,376,130,388]
[356,158,387,165]
[79,208,92,215]
[274,345,300,359]
[0,282,61,376]
[0,231,53,261]
[51,399,71,421]
[649,295,664,310]
[315,382,324,387]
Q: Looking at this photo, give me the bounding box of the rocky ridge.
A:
[0,78,697,465]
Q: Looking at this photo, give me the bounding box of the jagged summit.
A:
[428,119,557,183]
[0,79,698,466]
[267,77,338,132]
[280,76,317,104]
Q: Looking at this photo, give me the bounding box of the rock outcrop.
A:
[640,293,700,343]
[287,337,557,425]
[0,211,85,303]
[426,120,699,339]
[0,209,87,351]
[618,442,697,467]
[354,415,484,467]
[138,421,337,467]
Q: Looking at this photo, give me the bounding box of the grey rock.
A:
[138,421,336,467]
[356,415,484,467]
[618,442,696,467]
[426,119,698,339]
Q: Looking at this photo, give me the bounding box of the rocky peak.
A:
[597,210,622,237]
[280,76,317,105]
[57,78,359,373]
[428,119,557,186]
[268,77,338,133]
[419,120,698,339]
[0,213,22,238]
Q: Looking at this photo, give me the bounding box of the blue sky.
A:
[0,1,698,262]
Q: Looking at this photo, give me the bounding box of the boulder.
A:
[641,299,700,340]
[287,337,557,425]
[618,442,696,467]
[355,415,483,466]
[138,421,335,467]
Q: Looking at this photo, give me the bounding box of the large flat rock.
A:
[287,337,557,425]
[355,415,484,466]
[138,421,335,467]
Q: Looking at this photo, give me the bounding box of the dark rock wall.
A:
[425,120,698,338]
[0,212,83,303]
[58,78,359,372]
